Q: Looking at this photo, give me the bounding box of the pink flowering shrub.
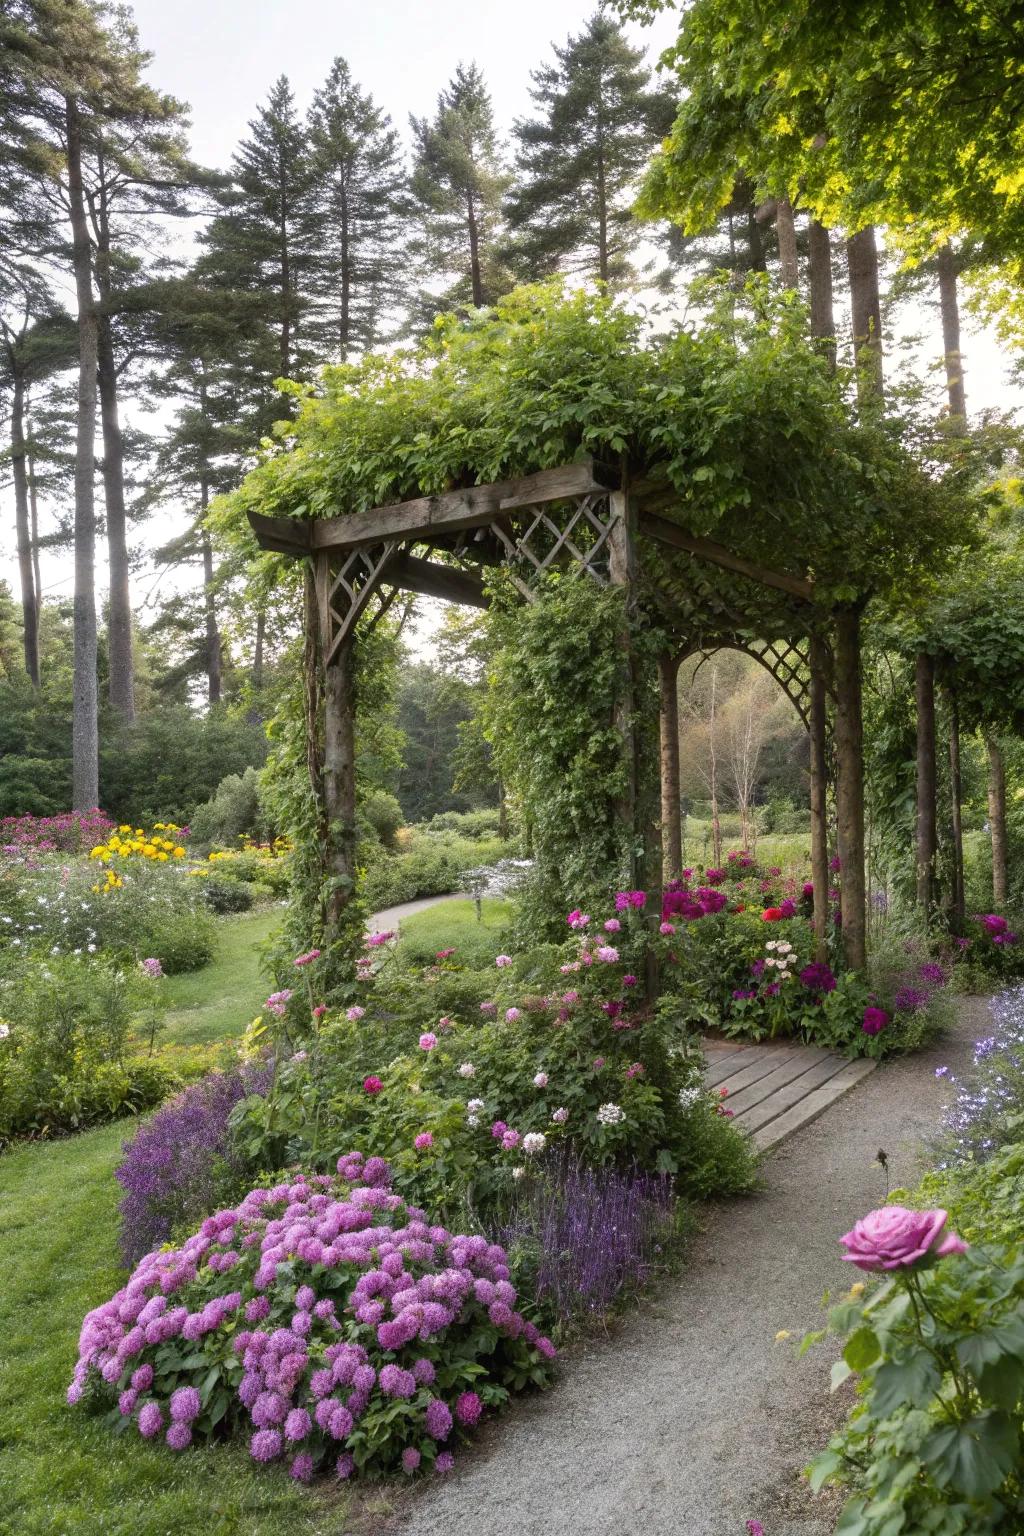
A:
[71,1153,555,1479]
[0,809,115,857]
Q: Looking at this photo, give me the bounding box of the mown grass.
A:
[396,896,512,969]
[0,1122,359,1536]
[162,907,282,1047]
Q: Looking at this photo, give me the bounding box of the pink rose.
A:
[839,1205,968,1272]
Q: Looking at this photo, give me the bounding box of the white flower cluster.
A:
[678,1084,702,1110]
[764,938,795,978]
[597,1101,625,1126]
[522,1131,546,1155]
[466,1096,485,1127]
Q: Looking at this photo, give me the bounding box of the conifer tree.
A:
[409,63,510,316]
[506,11,676,283]
[306,58,410,361]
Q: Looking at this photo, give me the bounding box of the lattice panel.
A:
[490,493,617,598]
[746,638,813,728]
[318,540,397,663]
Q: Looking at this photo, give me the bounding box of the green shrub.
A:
[0,955,175,1140]
[361,788,404,849]
[396,898,513,969]
[425,809,503,839]
[137,907,216,974]
[188,766,270,849]
[199,876,255,915]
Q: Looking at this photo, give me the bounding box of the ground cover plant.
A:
[71,1152,556,1482]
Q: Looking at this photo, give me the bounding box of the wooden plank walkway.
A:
[702,1037,877,1152]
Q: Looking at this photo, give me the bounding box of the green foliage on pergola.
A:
[218,283,970,612]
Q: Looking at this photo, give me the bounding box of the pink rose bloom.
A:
[363,1076,383,1095]
[551,1107,568,1123]
[346,1006,365,1022]
[414,1132,433,1151]
[603,918,621,933]
[505,1007,520,1023]
[659,922,676,936]
[501,1129,521,1150]
[419,1032,438,1051]
[596,945,619,963]
[562,990,579,1004]
[495,955,513,968]
[533,1071,548,1088]
[839,1206,968,1272]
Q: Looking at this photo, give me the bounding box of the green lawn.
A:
[395,896,512,969]
[0,1122,359,1536]
[163,907,283,1046]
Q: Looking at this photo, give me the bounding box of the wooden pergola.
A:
[249,456,867,969]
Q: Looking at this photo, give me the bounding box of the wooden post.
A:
[314,552,359,945]
[947,687,965,930]
[987,736,1009,907]
[809,634,830,962]
[658,649,683,884]
[915,651,938,919]
[834,606,867,970]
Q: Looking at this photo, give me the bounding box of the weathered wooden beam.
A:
[310,460,618,552]
[382,553,490,609]
[247,510,312,554]
[638,510,814,602]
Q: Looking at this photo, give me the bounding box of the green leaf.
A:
[843,1326,881,1372]
[808,1450,842,1492]
[870,1352,941,1417]
[831,1359,854,1392]
[922,1413,1019,1499]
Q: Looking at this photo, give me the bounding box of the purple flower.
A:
[798,961,836,994]
[840,1206,968,1272]
[250,1429,282,1462]
[169,1386,201,1423]
[425,1398,453,1440]
[137,1402,163,1438]
[919,961,946,986]
[379,1364,416,1399]
[414,1132,433,1151]
[166,1422,192,1451]
[455,1390,482,1425]
[285,1408,311,1442]
[402,1447,422,1473]
[435,1451,455,1473]
[894,986,929,1014]
[290,1452,314,1481]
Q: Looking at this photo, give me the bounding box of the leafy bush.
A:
[71,1155,556,1480]
[100,708,268,827]
[0,809,115,854]
[136,907,216,975]
[199,876,256,915]
[361,831,505,912]
[361,789,404,850]
[189,767,270,851]
[808,1218,1024,1534]
[933,984,1024,1164]
[116,1065,273,1265]
[424,810,502,839]
[0,955,174,1141]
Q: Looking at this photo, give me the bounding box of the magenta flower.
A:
[839,1206,968,1272]
[435,1451,455,1473]
[366,929,396,947]
[293,948,321,968]
[250,1428,282,1462]
[596,945,620,963]
[363,1075,383,1095]
[137,1402,163,1438]
[505,1007,520,1023]
[659,922,676,936]
[402,1446,421,1473]
[414,1132,433,1151]
[425,1398,453,1440]
[419,1032,438,1051]
[495,954,513,967]
[169,1386,200,1423]
[346,1005,365,1022]
[862,1006,889,1036]
[166,1422,192,1451]
[603,918,621,933]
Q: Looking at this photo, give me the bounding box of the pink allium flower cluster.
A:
[293,948,322,968]
[69,1155,555,1479]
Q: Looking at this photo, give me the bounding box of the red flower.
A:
[362,1075,383,1095]
[762,907,784,921]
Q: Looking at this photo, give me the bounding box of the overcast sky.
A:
[2,0,1021,638]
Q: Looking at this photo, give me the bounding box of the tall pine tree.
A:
[305,58,410,361]
[409,63,510,317]
[506,12,676,283]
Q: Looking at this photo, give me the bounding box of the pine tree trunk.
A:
[915,651,937,917]
[199,482,222,705]
[97,313,135,720]
[466,190,483,306]
[658,650,682,883]
[253,608,265,692]
[745,209,766,272]
[11,373,40,687]
[947,688,965,930]
[846,225,884,401]
[987,736,1008,907]
[808,219,836,370]
[596,110,609,283]
[66,95,100,811]
[28,424,43,641]
[809,634,830,961]
[776,198,799,289]
[279,165,292,376]
[834,606,866,969]
[936,243,966,423]
[339,176,350,360]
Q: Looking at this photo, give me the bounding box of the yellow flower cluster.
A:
[88,825,187,866]
[91,866,124,894]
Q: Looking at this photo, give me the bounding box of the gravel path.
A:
[368,893,463,933]
[389,995,992,1536]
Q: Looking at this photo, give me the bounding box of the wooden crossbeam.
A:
[639,511,814,602]
[382,552,490,609]
[247,511,312,554]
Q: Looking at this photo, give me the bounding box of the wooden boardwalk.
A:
[702,1037,877,1152]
